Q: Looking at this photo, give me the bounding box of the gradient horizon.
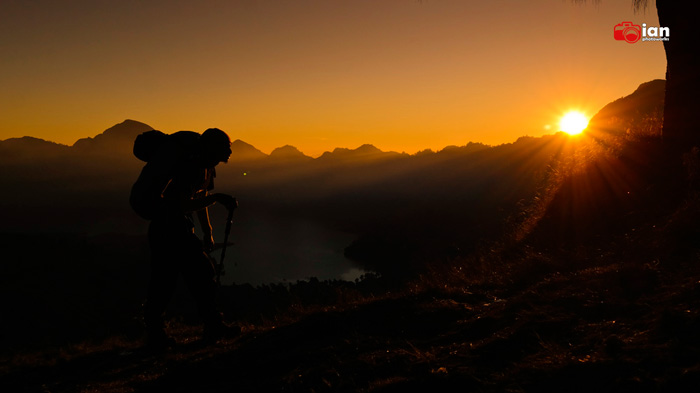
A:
[1,0,666,156]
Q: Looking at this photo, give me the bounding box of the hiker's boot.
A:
[203,322,241,344]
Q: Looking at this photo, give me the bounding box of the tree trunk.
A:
[656,0,700,151]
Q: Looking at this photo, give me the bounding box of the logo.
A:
[614,21,641,43]
[614,21,669,43]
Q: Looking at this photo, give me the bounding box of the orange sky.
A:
[0,0,666,156]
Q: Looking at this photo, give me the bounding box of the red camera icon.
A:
[614,21,641,43]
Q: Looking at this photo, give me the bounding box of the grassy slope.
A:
[3,237,700,392]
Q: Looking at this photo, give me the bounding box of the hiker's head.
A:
[200,128,232,166]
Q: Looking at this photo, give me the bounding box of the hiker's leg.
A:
[144,258,178,333]
[181,233,221,327]
[144,221,180,336]
[183,239,241,341]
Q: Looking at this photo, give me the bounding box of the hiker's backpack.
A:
[133,130,169,162]
[130,131,202,220]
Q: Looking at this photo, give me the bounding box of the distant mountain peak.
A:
[271,144,301,154]
[354,144,382,155]
[0,136,68,150]
[318,144,402,162]
[269,145,312,160]
[0,136,70,161]
[72,119,154,151]
[232,139,256,148]
[230,139,267,161]
[326,144,382,156]
[115,119,149,127]
[95,119,153,139]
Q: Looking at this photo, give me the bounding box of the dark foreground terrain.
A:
[3,235,700,393]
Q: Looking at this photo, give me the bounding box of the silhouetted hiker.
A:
[130,128,239,349]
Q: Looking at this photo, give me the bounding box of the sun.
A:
[559,111,589,135]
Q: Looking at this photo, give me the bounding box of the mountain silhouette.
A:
[230,139,267,161]
[269,145,313,162]
[0,136,70,162]
[437,142,490,156]
[72,119,154,157]
[0,79,666,169]
[317,144,403,163]
[589,79,665,138]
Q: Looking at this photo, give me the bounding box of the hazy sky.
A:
[1,0,665,156]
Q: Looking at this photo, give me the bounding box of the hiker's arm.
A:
[196,201,214,250]
[181,193,237,213]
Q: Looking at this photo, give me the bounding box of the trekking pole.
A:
[217,206,235,286]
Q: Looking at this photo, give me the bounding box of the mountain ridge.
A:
[0,79,666,163]
[589,79,665,138]
[269,145,313,161]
